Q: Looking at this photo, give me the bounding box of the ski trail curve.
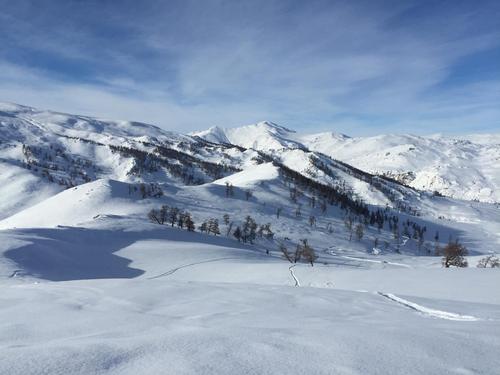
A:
[148,257,240,280]
[378,292,479,321]
[289,265,300,287]
[342,256,411,268]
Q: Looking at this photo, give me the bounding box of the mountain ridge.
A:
[193,120,500,203]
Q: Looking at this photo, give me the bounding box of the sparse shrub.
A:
[477,255,499,268]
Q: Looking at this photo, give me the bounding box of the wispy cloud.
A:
[0,0,499,135]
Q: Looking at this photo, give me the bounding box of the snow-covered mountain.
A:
[0,103,423,221]
[192,122,500,203]
[1,103,499,374]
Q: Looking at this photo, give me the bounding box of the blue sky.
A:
[0,0,499,135]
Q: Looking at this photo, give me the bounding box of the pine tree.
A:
[208,218,220,236]
[184,213,195,232]
[233,226,242,242]
[199,221,208,233]
[242,216,257,243]
[434,231,440,255]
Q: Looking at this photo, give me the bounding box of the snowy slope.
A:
[302,132,500,203]
[0,179,146,229]
[1,213,499,374]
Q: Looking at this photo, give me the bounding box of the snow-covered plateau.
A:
[1,103,499,374]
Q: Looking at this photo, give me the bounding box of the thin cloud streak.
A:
[0,0,498,135]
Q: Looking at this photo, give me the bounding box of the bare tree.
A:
[320,200,327,214]
[148,209,162,225]
[442,242,468,268]
[226,221,234,237]
[280,243,293,263]
[309,195,316,208]
[299,239,317,266]
[434,231,440,255]
[293,243,302,263]
[355,224,364,241]
[159,205,168,224]
[309,215,316,227]
[225,182,234,197]
[345,216,354,241]
[168,207,179,227]
[326,222,334,233]
[139,183,147,198]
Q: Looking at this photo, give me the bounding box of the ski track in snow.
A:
[341,255,412,268]
[147,257,241,280]
[377,292,479,321]
[289,265,300,287]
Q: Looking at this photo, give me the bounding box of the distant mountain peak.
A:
[254,121,296,134]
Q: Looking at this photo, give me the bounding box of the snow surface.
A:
[1,216,499,374]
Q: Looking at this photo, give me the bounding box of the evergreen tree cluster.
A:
[110,144,240,185]
[21,144,99,188]
[129,183,163,198]
[199,218,221,235]
[148,205,195,231]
